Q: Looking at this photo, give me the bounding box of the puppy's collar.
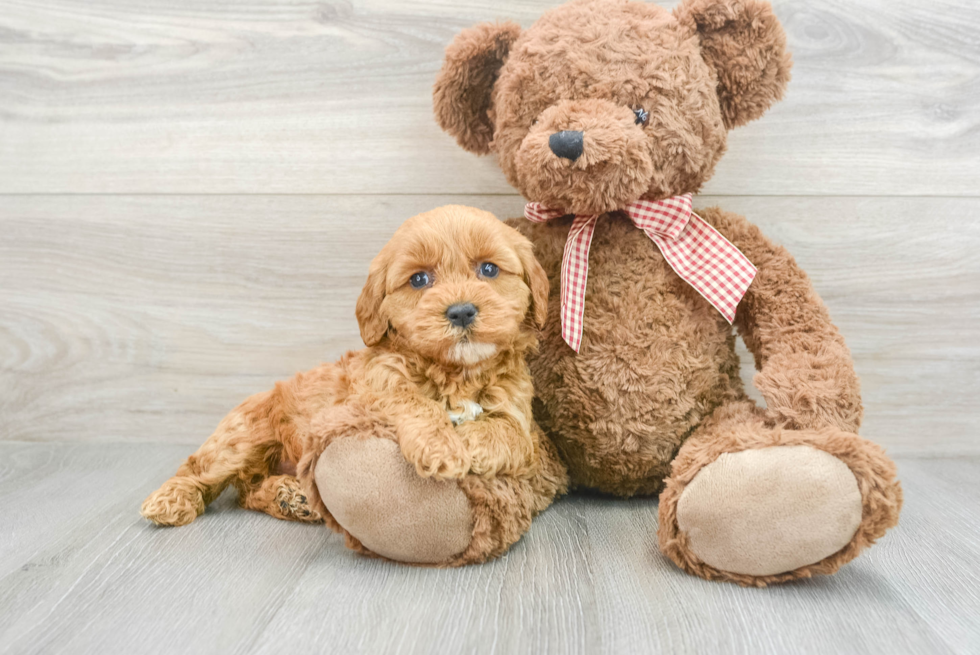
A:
[524,194,756,353]
[448,400,483,426]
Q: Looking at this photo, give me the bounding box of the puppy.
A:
[141,205,550,527]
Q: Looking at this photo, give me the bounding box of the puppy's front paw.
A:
[459,423,535,478]
[403,432,471,480]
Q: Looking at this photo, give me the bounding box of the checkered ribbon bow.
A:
[524,193,757,352]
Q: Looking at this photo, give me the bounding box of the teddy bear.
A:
[433,0,902,585]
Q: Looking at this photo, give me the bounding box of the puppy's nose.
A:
[549,130,584,161]
[446,303,478,329]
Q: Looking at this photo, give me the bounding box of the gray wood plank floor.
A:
[0,442,976,655]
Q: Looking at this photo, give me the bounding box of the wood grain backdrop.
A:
[1,0,978,455]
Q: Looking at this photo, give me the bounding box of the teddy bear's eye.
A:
[633,107,649,126]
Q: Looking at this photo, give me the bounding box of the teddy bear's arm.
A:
[697,206,863,433]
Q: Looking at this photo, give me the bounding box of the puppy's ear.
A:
[514,239,550,329]
[433,21,521,155]
[674,0,792,129]
[355,256,388,346]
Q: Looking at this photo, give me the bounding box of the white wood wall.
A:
[1,0,978,455]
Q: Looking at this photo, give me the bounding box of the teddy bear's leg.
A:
[237,475,323,524]
[298,407,568,566]
[658,400,902,586]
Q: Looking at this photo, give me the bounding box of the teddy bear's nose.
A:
[549,130,584,161]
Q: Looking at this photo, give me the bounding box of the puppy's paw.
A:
[403,432,471,480]
[461,427,535,478]
[275,476,323,524]
[141,478,205,526]
[469,449,532,478]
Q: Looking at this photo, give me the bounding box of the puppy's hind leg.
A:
[142,391,279,526]
[239,475,322,523]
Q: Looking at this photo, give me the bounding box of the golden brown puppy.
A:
[141,205,551,535]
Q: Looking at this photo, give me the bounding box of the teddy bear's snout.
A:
[549,130,584,161]
[512,99,656,213]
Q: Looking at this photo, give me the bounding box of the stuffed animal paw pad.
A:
[315,437,474,564]
[675,445,863,577]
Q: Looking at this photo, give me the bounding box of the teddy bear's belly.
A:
[511,215,743,497]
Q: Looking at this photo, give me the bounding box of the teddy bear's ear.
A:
[674,0,792,129]
[433,21,522,154]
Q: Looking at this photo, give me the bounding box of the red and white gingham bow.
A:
[525,193,756,352]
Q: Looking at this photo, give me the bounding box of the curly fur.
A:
[142,205,568,566]
[435,0,899,584]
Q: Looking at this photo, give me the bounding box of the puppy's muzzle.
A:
[445,302,478,328]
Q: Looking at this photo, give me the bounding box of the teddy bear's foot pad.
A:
[315,438,473,564]
[675,445,862,577]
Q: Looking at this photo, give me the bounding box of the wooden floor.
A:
[2,0,979,653]
[0,442,977,655]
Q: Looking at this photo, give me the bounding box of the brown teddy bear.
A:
[434,0,902,585]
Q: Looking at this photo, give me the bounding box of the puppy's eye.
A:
[409,272,430,289]
[633,107,649,126]
[478,262,499,279]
